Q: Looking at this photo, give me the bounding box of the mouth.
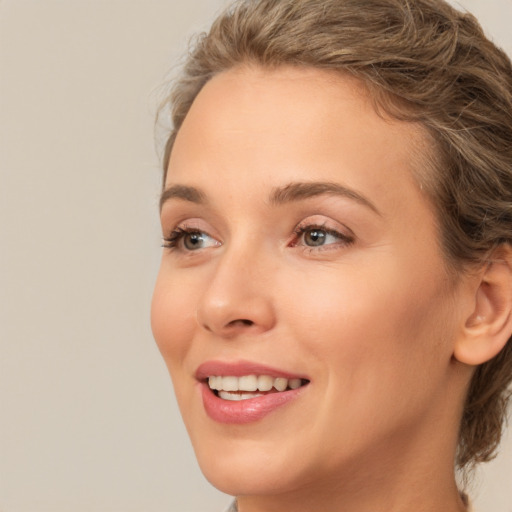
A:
[196,361,310,424]
[207,374,308,401]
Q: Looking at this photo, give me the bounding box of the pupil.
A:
[305,229,326,246]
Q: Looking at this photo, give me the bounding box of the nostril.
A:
[228,319,254,327]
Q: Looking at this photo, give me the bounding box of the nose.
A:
[195,244,276,338]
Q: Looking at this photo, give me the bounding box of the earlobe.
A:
[454,246,512,366]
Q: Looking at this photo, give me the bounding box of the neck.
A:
[237,463,466,512]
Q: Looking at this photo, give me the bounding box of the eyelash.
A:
[162,227,203,249]
[162,223,355,252]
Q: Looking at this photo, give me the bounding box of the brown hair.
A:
[161,0,512,469]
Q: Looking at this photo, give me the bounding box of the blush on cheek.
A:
[151,280,191,362]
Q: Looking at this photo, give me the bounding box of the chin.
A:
[199,457,305,497]
[190,433,310,497]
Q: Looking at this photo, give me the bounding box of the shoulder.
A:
[224,501,238,512]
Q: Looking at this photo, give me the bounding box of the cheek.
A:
[150,265,198,371]
[287,256,455,397]
[280,261,456,466]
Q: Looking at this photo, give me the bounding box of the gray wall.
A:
[1,1,511,511]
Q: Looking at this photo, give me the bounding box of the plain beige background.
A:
[1,1,511,511]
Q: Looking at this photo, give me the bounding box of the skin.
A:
[151,65,476,512]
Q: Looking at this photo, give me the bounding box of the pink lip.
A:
[196,360,309,424]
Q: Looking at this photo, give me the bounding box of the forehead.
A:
[166,65,430,209]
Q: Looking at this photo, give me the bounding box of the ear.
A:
[454,245,512,366]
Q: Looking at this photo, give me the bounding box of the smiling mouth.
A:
[207,375,309,401]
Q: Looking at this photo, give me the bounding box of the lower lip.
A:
[200,383,306,424]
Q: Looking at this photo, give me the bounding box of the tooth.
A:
[212,375,301,393]
[240,392,262,400]
[222,376,239,391]
[208,376,221,390]
[274,377,288,392]
[257,375,273,391]
[239,375,258,391]
[289,378,301,389]
[219,391,263,401]
[219,391,236,401]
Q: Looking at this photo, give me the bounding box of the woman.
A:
[151,0,512,510]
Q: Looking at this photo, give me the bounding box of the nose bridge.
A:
[196,236,276,336]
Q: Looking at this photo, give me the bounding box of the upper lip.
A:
[195,360,308,381]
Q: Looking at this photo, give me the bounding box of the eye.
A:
[182,231,212,250]
[302,228,336,247]
[292,223,354,249]
[163,227,220,251]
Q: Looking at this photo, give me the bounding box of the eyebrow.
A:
[159,185,207,211]
[269,181,381,215]
[160,181,380,215]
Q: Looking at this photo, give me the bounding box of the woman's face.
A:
[152,66,468,497]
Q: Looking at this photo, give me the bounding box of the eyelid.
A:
[293,216,354,237]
